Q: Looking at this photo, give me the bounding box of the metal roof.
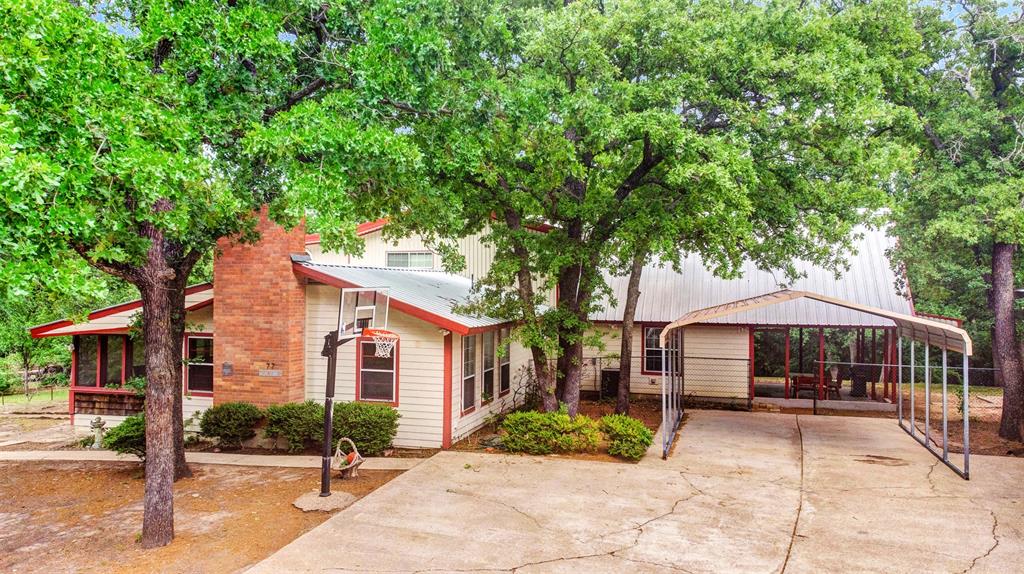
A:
[31,286,214,338]
[662,290,971,355]
[292,260,506,334]
[593,226,912,327]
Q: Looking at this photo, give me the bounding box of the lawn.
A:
[0,388,69,405]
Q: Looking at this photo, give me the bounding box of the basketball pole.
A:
[319,329,341,497]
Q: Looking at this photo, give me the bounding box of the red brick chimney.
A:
[212,207,306,407]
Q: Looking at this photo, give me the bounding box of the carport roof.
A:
[661,289,972,355]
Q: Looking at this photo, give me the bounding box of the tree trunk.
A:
[616,248,647,415]
[501,208,558,412]
[993,242,1024,441]
[139,281,179,548]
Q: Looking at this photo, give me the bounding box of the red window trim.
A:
[460,334,478,416]
[354,336,399,407]
[183,333,214,398]
[497,328,512,398]
[640,324,666,376]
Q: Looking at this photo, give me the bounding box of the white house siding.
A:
[304,284,446,449]
[450,333,532,444]
[584,324,750,399]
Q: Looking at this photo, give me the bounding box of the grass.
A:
[909,382,1002,397]
[0,388,69,405]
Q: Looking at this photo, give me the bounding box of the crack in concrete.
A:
[926,459,941,495]
[960,508,1000,573]
[444,488,548,532]
[779,414,805,574]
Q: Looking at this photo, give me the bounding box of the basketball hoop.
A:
[364,328,399,358]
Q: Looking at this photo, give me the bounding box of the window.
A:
[104,336,124,387]
[75,336,98,387]
[644,327,664,373]
[482,331,495,402]
[462,335,477,412]
[499,327,511,395]
[358,340,397,402]
[386,251,434,269]
[128,338,145,378]
[186,337,214,393]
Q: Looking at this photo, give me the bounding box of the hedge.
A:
[199,402,264,447]
[600,414,654,460]
[501,406,600,455]
[102,414,146,460]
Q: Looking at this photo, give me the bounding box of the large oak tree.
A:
[895,0,1024,441]
[0,0,446,547]
[387,0,921,414]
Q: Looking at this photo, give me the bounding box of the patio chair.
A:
[331,437,365,479]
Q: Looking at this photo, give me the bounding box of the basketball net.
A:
[364,328,399,358]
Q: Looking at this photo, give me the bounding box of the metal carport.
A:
[659,289,974,479]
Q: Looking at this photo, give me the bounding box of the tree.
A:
[1,0,446,547]
[393,0,921,415]
[895,0,1024,441]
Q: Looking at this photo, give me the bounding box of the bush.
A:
[103,414,146,460]
[333,401,400,456]
[600,414,654,461]
[199,402,264,447]
[0,367,17,396]
[501,406,600,455]
[265,401,325,452]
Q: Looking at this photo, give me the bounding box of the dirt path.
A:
[0,461,401,573]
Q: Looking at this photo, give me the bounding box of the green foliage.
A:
[501,406,600,455]
[124,376,146,397]
[332,402,401,456]
[265,401,325,453]
[0,367,17,395]
[600,414,654,461]
[893,1,1024,369]
[102,414,146,460]
[199,402,264,447]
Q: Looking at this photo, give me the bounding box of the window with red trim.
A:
[462,335,477,412]
[643,327,664,372]
[498,328,511,395]
[185,337,213,393]
[482,331,495,402]
[75,335,98,387]
[358,340,397,402]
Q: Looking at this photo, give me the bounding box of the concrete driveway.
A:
[249,411,1024,573]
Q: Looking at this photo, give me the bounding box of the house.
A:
[31,210,925,448]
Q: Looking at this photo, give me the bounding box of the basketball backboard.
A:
[338,288,390,340]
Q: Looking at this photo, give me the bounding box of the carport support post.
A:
[942,348,948,461]
[661,343,667,459]
[909,341,915,437]
[924,341,931,447]
[897,336,903,425]
[963,353,970,478]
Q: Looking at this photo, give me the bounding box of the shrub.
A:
[332,401,400,456]
[600,414,654,461]
[501,406,600,455]
[0,367,17,396]
[103,414,146,460]
[265,401,325,452]
[199,402,264,447]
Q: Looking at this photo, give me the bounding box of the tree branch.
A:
[262,77,327,121]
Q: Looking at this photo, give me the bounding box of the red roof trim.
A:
[30,283,214,338]
[292,262,507,336]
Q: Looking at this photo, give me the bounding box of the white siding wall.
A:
[584,324,750,398]
[308,229,496,281]
[451,333,532,444]
[304,284,446,448]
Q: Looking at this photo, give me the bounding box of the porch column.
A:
[784,330,791,400]
[818,327,825,401]
[871,328,878,400]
